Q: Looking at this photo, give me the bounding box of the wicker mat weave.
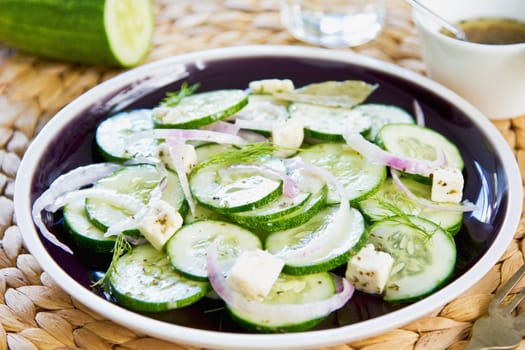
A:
[0,0,524,349]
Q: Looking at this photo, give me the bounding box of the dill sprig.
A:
[374,194,434,240]
[194,142,280,170]
[93,234,132,291]
[160,82,201,107]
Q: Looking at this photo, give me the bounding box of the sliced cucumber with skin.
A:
[229,191,311,224]
[229,272,337,332]
[0,0,154,67]
[153,89,248,129]
[228,164,317,224]
[183,204,228,224]
[358,176,463,235]
[289,102,371,142]
[195,143,238,163]
[300,143,386,204]
[232,94,289,133]
[240,185,328,233]
[377,124,464,170]
[189,162,283,214]
[368,216,456,302]
[86,164,186,234]
[96,109,156,161]
[166,220,262,281]
[63,197,115,253]
[351,103,414,141]
[265,205,365,275]
[109,244,209,312]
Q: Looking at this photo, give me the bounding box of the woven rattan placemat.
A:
[1,0,524,349]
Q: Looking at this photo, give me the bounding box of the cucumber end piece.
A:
[104,0,155,67]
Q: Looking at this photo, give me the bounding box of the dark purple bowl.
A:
[15,46,522,350]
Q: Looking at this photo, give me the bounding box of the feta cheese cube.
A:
[345,244,394,295]
[249,79,295,94]
[227,249,284,301]
[157,143,197,174]
[431,167,464,203]
[137,199,183,250]
[272,118,304,157]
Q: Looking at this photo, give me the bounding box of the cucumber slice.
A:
[183,204,227,224]
[368,216,456,301]
[229,191,311,224]
[358,176,463,235]
[300,143,386,204]
[109,244,209,312]
[351,104,414,141]
[96,109,156,161]
[232,94,289,133]
[228,272,337,332]
[153,90,248,129]
[0,0,154,67]
[228,164,317,224]
[189,162,283,214]
[377,124,464,170]
[86,164,186,233]
[63,197,115,253]
[265,205,365,275]
[289,102,371,141]
[239,185,328,233]
[195,143,238,163]
[166,220,262,281]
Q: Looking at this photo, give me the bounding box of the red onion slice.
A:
[277,158,351,262]
[413,100,425,126]
[164,137,197,215]
[152,129,249,145]
[203,121,241,135]
[206,240,354,325]
[32,163,121,254]
[342,131,445,177]
[46,188,142,214]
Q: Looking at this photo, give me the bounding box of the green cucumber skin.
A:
[0,0,150,66]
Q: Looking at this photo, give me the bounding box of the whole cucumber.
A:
[0,0,154,67]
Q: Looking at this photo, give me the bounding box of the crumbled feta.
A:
[157,142,197,174]
[272,118,304,157]
[152,106,184,124]
[227,249,284,301]
[431,167,464,203]
[345,244,394,295]
[249,79,295,94]
[137,199,183,250]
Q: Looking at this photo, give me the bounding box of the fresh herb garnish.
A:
[94,234,132,291]
[160,82,201,107]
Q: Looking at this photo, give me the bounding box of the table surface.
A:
[1,1,524,349]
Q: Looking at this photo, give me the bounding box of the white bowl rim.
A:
[14,45,523,350]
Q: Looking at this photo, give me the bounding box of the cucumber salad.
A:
[33,79,477,332]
